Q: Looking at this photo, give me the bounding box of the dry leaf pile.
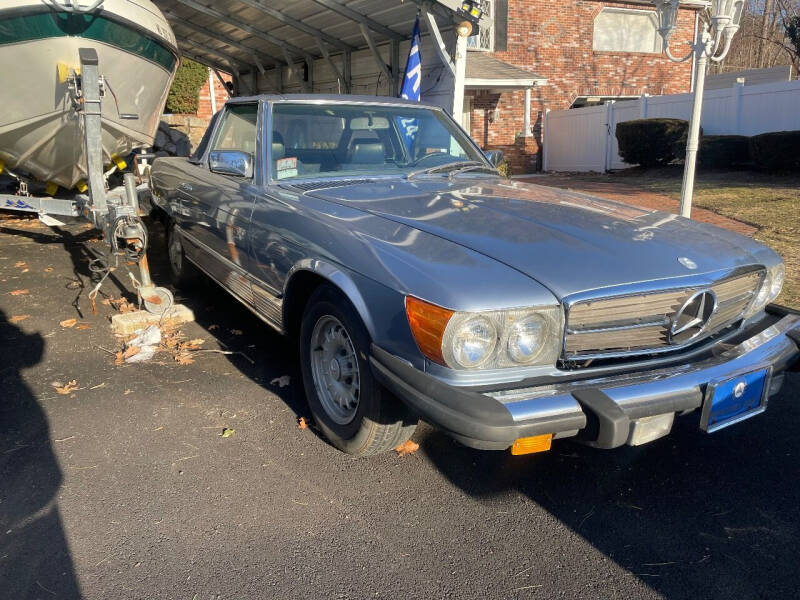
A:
[102,296,137,313]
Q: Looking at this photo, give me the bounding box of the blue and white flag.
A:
[399,15,422,150]
[400,16,422,101]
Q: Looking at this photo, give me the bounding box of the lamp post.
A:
[652,0,744,218]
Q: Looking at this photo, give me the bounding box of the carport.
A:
[152,0,490,126]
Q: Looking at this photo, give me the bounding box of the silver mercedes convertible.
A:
[149,95,800,456]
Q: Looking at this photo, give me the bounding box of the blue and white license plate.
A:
[701,367,771,433]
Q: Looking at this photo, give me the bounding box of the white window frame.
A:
[467,0,494,52]
[592,7,663,54]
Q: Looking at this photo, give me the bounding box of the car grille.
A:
[564,270,763,359]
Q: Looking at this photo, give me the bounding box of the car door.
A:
[247,103,348,297]
[178,102,261,305]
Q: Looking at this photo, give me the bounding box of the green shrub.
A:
[165,59,208,115]
[698,135,750,169]
[615,118,691,167]
[749,131,800,171]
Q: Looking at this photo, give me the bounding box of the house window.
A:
[467,0,494,51]
[593,8,662,53]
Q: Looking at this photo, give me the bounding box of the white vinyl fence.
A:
[543,79,800,172]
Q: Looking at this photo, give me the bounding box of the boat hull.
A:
[0,1,178,189]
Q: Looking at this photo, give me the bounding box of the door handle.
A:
[178,183,193,193]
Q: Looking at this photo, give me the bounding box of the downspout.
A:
[689,9,699,92]
[208,68,217,115]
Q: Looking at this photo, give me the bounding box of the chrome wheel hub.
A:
[310,315,360,425]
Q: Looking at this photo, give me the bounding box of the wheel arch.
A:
[282,259,377,342]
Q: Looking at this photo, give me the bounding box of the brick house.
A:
[464,0,701,172]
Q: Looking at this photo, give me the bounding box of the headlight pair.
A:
[406,297,562,370]
[744,262,785,318]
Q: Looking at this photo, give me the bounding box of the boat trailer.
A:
[1,48,185,326]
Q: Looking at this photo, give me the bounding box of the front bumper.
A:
[370,306,800,451]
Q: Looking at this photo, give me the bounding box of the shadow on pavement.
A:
[421,375,800,600]
[0,310,82,599]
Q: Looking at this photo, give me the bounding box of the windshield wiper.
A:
[447,163,498,180]
[405,160,484,180]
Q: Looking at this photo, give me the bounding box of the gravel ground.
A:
[1,214,798,600]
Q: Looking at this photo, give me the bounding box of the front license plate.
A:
[701,367,771,433]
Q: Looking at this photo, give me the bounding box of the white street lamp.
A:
[652,0,744,218]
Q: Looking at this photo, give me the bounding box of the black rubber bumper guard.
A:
[370,304,800,451]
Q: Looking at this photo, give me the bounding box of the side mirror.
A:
[209,150,254,178]
[484,149,504,168]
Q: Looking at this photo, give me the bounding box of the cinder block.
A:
[111,304,195,336]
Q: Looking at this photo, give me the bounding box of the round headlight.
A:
[507,314,547,364]
[448,315,497,368]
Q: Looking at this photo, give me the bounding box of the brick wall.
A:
[195,70,232,121]
[470,0,698,173]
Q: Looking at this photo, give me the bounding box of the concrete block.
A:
[111,304,195,336]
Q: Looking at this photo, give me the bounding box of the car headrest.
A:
[350,139,384,164]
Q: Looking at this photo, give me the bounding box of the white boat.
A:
[0,0,178,191]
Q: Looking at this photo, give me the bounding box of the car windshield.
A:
[269,102,489,180]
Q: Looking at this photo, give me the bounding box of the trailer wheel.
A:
[166,222,200,289]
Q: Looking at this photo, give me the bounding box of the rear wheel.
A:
[299,284,417,456]
[166,221,200,289]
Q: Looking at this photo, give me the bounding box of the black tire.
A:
[299,284,417,456]
[166,221,201,289]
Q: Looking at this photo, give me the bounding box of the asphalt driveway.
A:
[1,213,798,600]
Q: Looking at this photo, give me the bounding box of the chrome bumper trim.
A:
[495,315,800,423]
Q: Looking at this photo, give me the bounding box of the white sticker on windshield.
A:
[276,157,298,179]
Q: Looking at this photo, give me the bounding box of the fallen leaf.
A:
[9,315,30,323]
[271,375,291,388]
[76,323,91,330]
[220,427,235,438]
[9,289,29,296]
[175,353,194,365]
[44,267,54,273]
[21,268,28,273]
[114,351,125,366]
[179,338,205,351]
[60,318,77,328]
[208,324,219,331]
[122,345,141,360]
[394,440,420,456]
[54,380,78,395]
[230,329,243,336]
[298,417,308,430]
[14,261,26,268]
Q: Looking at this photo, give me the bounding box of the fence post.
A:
[640,93,650,119]
[604,100,615,172]
[542,108,550,171]
[732,78,745,135]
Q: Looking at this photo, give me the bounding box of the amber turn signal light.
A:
[405,296,454,366]
[510,434,553,455]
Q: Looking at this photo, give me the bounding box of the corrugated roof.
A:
[152,0,441,74]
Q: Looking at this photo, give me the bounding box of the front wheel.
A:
[299,284,417,456]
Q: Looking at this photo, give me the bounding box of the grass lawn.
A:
[552,167,799,308]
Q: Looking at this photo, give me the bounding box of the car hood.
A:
[307,177,769,299]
